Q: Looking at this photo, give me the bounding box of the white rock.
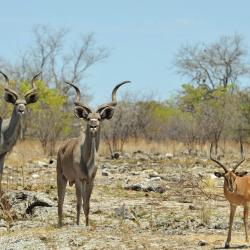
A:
[165,153,174,159]
[147,177,162,182]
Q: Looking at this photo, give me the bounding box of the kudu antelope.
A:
[0,72,40,193]
[211,142,250,248]
[57,80,130,227]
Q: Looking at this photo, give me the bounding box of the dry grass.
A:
[5,139,176,162]
[6,138,250,162]
[5,140,45,166]
[99,139,186,155]
[99,138,250,158]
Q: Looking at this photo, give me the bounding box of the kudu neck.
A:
[5,107,21,139]
[81,125,101,158]
[77,125,101,179]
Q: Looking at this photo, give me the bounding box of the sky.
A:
[1,0,250,106]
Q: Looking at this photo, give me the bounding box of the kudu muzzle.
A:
[89,118,99,135]
[15,100,27,115]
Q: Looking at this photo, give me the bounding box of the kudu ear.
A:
[214,172,224,178]
[235,171,248,177]
[25,91,39,104]
[4,90,17,104]
[74,106,90,120]
[99,107,115,120]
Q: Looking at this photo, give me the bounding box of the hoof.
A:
[224,242,230,249]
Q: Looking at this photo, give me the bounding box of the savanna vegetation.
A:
[0,27,249,158]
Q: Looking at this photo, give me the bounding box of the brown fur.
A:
[215,170,250,248]
[57,127,99,227]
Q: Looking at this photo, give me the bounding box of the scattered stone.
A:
[26,200,52,214]
[111,152,120,159]
[125,184,143,192]
[0,219,7,228]
[123,152,131,158]
[102,171,109,176]
[124,178,167,193]
[32,174,39,179]
[149,176,161,182]
[133,150,150,161]
[165,153,174,159]
[133,150,144,154]
[34,160,49,168]
[214,222,227,230]
[0,191,56,219]
[149,173,170,181]
[0,227,8,233]
[198,240,208,246]
[49,159,55,164]
[0,236,47,249]
[130,171,141,176]
[114,206,136,221]
[189,205,197,210]
[100,163,114,170]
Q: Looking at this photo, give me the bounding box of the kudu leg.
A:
[244,205,249,243]
[0,173,2,197]
[75,181,82,225]
[57,174,67,227]
[0,154,6,196]
[225,204,237,248]
[0,173,2,195]
[82,180,94,226]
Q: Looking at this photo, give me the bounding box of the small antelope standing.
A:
[57,80,129,227]
[211,141,250,248]
[0,72,40,193]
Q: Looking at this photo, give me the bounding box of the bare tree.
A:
[102,103,137,155]
[61,34,108,86]
[18,25,109,92]
[17,25,66,83]
[31,106,71,156]
[175,34,250,90]
[102,94,152,157]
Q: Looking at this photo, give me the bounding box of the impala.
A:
[211,141,249,248]
[56,80,130,227]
